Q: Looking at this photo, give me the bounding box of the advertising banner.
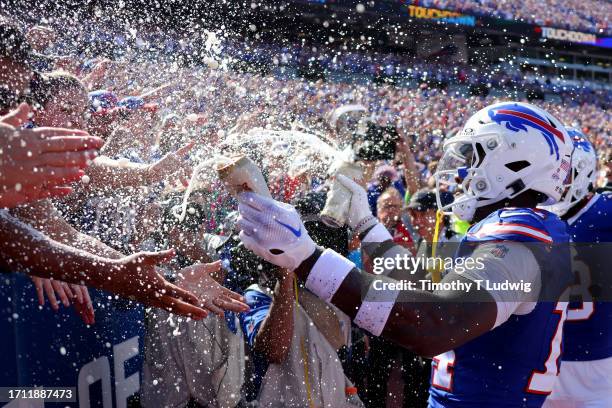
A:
[405,5,475,27]
[0,273,145,407]
[538,26,612,48]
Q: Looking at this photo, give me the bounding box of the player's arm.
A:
[292,248,494,357]
[296,241,540,356]
[384,275,494,356]
[236,193,539,357]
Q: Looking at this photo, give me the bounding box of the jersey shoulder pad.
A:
[568,193,612,241]
[598,191,612,205]
[598,193,612,220]
[466,207,554,243]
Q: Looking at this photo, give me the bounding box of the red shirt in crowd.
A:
[390,221,416,255]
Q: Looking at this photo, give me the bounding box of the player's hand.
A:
[237,192,316,271]
[176,261,249,316]
[335,174,374,229]
[107,250,209,319]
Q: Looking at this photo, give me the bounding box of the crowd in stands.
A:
[25,17,612,109]
[224,39,611,105]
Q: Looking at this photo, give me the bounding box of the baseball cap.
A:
[89,91,158,118]
[407,189,454,211]
[89,89,119,112]
[119,96,158,113]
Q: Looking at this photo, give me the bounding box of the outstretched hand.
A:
[0,105,104,208]
[31,277,95,325]
[176,261,249,316]
[237,192,316,271]
[107,249,210,319]
[146,141,194,184]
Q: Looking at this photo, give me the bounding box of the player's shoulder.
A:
[466,207,564,244]
[596,191,612,207]
[587,192,612,217]
[569,192,612,223]
[568,192,612,240]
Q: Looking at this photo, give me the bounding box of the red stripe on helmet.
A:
[497,109,565,143]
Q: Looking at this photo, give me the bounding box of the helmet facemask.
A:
[434,133,506,221]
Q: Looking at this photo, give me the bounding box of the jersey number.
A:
[432,350,455,391]
[525,298,568,395]
[567,250,594,321]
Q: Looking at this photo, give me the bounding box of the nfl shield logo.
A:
[490,244,509,258]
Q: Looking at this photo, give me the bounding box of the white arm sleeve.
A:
[457,242,541,329]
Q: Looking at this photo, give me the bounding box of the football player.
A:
[236,102,575,407]
[542,129,612,408]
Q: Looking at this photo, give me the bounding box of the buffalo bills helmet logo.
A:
[566,128,593,153]
[488,104,565,160]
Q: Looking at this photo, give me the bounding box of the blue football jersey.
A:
[562,192,612,361]
[428,208,573,408]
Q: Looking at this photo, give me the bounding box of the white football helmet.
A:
[434,102,574,221]
[541,128,597,216]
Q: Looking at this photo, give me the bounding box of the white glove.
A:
[237,192,316,271]
[335,174,374,229]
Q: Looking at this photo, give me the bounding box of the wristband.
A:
[352,215,378,238]
[304,248,355,302]
[361,222,392,243]
[353,279,399,336]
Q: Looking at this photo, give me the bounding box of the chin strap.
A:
[427,210,445,283]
